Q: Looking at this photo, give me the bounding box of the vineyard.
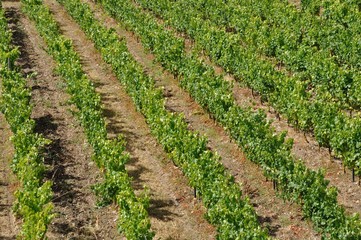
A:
[0,0,360,239]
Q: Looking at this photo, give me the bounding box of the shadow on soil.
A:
[102,106,127,137]
[0,181,8,187]
[126,156,149,191]
[0,204,12,217]
[126,157,182,222]
[102,105,143,152]
[34,115,58,135]
[148,199,181,222]
[258,215,281,237]
[34,114,81,235]
[0,235,16,240]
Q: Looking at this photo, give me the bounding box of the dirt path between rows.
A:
[44,0,217,238]
[131,0,361,217]
[72,0,322,239]
[3,1,122,238]
[0,111,17,239]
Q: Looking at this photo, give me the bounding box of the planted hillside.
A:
[55,0,269,238]
[134,0,361,179]
[97,0,361,238]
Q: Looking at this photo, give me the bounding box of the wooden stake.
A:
[352,168,355,182]
[273,179,276,190]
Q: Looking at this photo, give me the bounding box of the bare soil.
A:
[0,111,18,239]
[42,0,217,238]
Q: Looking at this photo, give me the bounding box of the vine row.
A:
[96,0,361,238]
[20,0,154,238]
[149,0,361,109]
[134,0,361,178]
[56,0,269,238]
[0,4,53,239]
